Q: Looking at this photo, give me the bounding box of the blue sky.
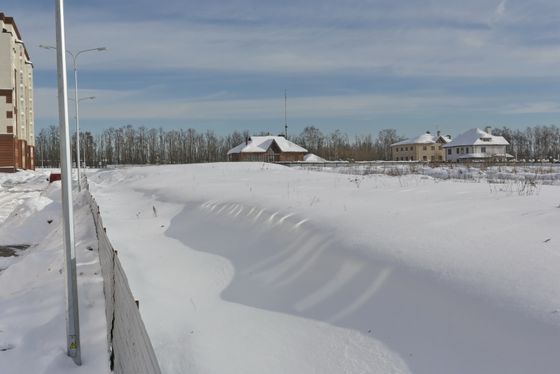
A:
[4,0,560,137]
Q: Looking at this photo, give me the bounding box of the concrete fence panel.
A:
[88,192,162,374]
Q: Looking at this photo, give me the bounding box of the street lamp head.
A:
[96,47,107,51]
[39,44,56,50]
[69,96,97,102]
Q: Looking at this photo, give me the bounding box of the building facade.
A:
[227,136,307,162]
[443,128,511,162]
[0,13,34,172]
[391,131,451,161]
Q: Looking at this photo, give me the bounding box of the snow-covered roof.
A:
[303,153,326,162]
[227,136,307,155]
[444,128,509,148]
[391,133,451,146]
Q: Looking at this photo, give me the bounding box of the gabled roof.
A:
[227,136,307,155]
[443,128,509,148]
[391,133,451,147]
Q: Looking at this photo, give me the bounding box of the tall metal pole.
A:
[39,46,105,187]
[73,60,81,191]
[284,89,288,138]
[55,0,81,365]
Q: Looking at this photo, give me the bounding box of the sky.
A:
[4,0,560,138]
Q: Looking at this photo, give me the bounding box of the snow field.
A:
[89,163,560,374]
[0,172,109,374]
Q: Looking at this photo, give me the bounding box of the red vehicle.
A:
[48,172,62,183]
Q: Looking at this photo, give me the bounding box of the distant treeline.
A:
[34,124,560,167]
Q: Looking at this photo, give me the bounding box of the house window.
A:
[431,146,435,150]
[481,147,486,153]
[447,149,451,155]
[438,146,442,150]
[456,148,459,154]
[423,156,427,161]
[465,147,469,153]
[423,146,427,151]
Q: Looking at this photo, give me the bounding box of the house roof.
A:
[391,133,451,147]
[304,153,326,162]
[443,128,509,148]
[227,136,308,155]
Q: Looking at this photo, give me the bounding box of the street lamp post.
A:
[39,45,106,191]
[54,0,80,364]
[68,96,95,170]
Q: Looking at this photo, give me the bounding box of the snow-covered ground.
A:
[0,170,109,373]
[89,163,560,374]
[293,162,560,185]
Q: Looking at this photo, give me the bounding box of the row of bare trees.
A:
[491,126,560,161]
[34,124,560,167]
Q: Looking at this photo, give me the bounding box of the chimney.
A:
[437,130,441,137]
[426,131,431,134]
[245,136,249,145]
[485,126,492,135]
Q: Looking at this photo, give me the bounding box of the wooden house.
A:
[227,136,307,162]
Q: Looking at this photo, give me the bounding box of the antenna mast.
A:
[284,89,288,138]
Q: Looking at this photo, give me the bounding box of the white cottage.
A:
[443,128,512,162]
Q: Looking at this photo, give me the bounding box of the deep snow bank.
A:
[0,173,109,374]
[89,163,560,374]
[166,200,558,374]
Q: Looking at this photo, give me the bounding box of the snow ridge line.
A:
[86,185,162,374]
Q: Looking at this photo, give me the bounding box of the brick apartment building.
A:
[0,12,34,172]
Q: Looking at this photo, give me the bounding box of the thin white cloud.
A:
[501,101,560,114]
[34,86,487,122]
[496,0,508,19]
[16,3,560,78]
